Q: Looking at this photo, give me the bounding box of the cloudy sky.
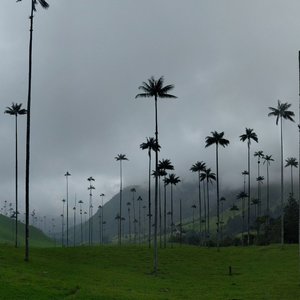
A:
[0,0,300,221]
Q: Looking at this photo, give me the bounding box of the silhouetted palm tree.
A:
[242,170,249,193]
[268,100,295,245]
[78,200,83,244]
[64,171,71,247]
[100,193,105,244]
[285,157,298,196]
[136,76,176,274]
[87,176,95,245]
[263,155,274,223]
[205,131,229,249]
[5,103,26,248]
[190,161,206,243]
[115,154,128,245]
[62,199,66,247]
[220,196,226,242]
[240,128,258,245]
[237,191,247,244]
[191,204,197,231]
[137,196,143,244]
[130,187,137,243]
[126,201,131,242]
[200,168,216,240]
[164,173,181,247]
[17,0,49,262]
[140,137,160,247]
[158,159,174,248]
[256,175,264,217]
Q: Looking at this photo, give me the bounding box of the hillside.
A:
[0,214,55,247]
[67,180,292,244]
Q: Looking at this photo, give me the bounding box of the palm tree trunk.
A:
[216,145,220,250]
[148,152,151,248]
[280,117,284,246]
[203,181,207,245]
[25,2,34,262]
[207,179,210,240]
[266,163,270,225]
[171,184,174,248]
[119,161,122,246]
[15,115,18,248]
[163,178,167,248]
[290,166,294,196]
[128,208,131,242]
[154,96,159,274]
[247,141,251,246]
[159,176,162,248]
[198,172,202,245]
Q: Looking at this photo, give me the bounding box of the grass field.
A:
[0,244,299,299]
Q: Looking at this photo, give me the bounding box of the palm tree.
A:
[126,201,131,242]
[205,131,230,248]
[130,187,137,243]
[87,176,95,245]
[164,173,181,247]
[64,171,71,247]
[191,204,197,231]
[17,0,49,262]
[140,137,160,247]
[190,161,206,244]
[115,154,128,245]
[236,191,248,245]
[200,168,216,241]
[158,159,174,248]
[240,128,258,245]
[137,196,143,244]
[73,205,76,247]
[263,155,274,223]
[78,200,83,245]
[285,157,298,196]
[136,76,176,274]
[61,199,66,247]
[256,175,264,217]
[4,103,27,248]
[100,193,105,244]
[268,100,295,246]
[242,170,249,193]
[220,196,226,242]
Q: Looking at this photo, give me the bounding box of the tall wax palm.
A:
[137,196,143,244]
[268,100,295,245]
[115,154,128,245]
[5,103,27,248]
[17,0,49,262]
[126,201,131,242]
[100,193,105,244]
[205,131,229,248]
[240,128,258,245]
[191,204,197,231]
[220,196,226,242]
[140,137,160,247]
[87,176,95,245]
[130,187,137,243]
[200,168,216,240]
[64,171,71,247]
[237,191,248,245]
[256,176,264,217]
[263,155,274,222]
[136,76,176,273]
[242,170,249,193]
[285,157,298,196]
[164,173,181,247]
[78,200,83,244]
[190,161,206,244]
[158,159,174,248]
[254,151,264,216]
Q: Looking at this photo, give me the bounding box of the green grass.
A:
[0,244,299,299]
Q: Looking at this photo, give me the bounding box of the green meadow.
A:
[0,244,299,299]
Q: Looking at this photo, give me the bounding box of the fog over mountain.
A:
[0,1,299,224]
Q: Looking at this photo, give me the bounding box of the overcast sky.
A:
[0,0,300,222]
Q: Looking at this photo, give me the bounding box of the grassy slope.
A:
[0,215,54,247]
[0,244,299,299]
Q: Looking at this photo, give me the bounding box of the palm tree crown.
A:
[285,157,298,168]
[268,100,295,125]
[200,168,216,183]
[135,76,177,100]
[17,0,49,11]
[115,154,129,162]
[205,131,230,148]
[190,161,206,173]
[5,103,27,116]
[263,155,274,165]
[158,159,174,172]
[140,137,160,154]
[239,128,258,145]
